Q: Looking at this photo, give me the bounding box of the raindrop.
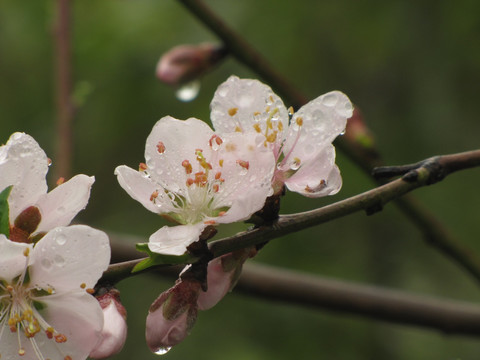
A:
[176,80,200,102]
[238,167,248,176]
[54,255,65,266]
[339,130,345,136]
[56,234,67,246]
[290,161,301,171]
[41,258,52,270]
[322,93,338,107]
[249,174,257,182]
[155,347,172,355]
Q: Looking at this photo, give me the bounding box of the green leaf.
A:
[0,186,13,238]
[132,243,196,273]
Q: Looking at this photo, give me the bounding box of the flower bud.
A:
[89,288,127,359]
[156,43,227,86]
[146,279,201,353]
[197,247,255,310]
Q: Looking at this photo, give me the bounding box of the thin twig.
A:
[53,0,74,179]
[103,150,480,283]
[174,0,480,285]
[107,241,480,337]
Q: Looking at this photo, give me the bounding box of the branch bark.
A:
[174,0,480,285]
[53,0,74,179]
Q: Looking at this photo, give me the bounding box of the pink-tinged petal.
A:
[0,132,49,222]
[211,132,275,222]
[35,174,95,233]
[29,225,110,292]
[34,291,105,360]
[284,146,343,197]
[210,76,288,146]
[89,301,127,359]
[146,280,200,352]
[0,235,31,282]
[115,165,175,214]
[282,91,353,166]
[144,116,215,193]
[148,223,206,256]
[198,248,253,310]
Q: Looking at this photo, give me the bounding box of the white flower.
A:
[0,132,94,242]
[115,116,275,256]
[210,76,353,197]
[0,225,111,360]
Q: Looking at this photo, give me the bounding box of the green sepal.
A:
[0,186,13,238]
[132,243,196,273]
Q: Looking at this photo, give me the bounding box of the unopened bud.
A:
[197,247,255,310]
[156,43,227,86]
[89,288,127,359]
[146,279,201,353]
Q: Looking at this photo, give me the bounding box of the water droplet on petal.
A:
[41,258,52,270]
[54,255,65,266]
[322,92,338,107]
[56,234,67,246]
[154,347,172,355]
[176,80,200,102]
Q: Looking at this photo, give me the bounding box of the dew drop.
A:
[176,80,200,102]
[322,93,338,107]
[154,347,172,355]
[56,234,67,246]
[54,255,65,266]
[41,258,52,270]
[290,162,301,171]
[239,167,248,176]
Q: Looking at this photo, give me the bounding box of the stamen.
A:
[204,220,216,225]
[56,177,65,186]
[156,141,166,154]
[228,107,238,116]
[234,126,242,132]
[182,160,193,174]
[253,123,261,133]
[296,117,303,126]
[236,160,249,170]
[150,190,159,202]
[139,162,147,171]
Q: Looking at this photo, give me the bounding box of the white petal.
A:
[144,116,215,192]
[210,76,288,147]
[89,301,127,359]
[283,91,352,165]
[148,223,206,256]
[35,291,105,360]
[35,175,95,233]
[0,235,31,282]
[284,146,343,197]
[30,225,110,292]
[0,132,49,223]
[115,165,172,214]
[212,132,275,222]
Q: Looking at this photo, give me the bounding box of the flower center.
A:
[0,250,71,360]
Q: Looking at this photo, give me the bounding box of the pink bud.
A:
[90,289,127,359]
[197,248,255,310]
[146,279,201,353]
[156,43,227,86]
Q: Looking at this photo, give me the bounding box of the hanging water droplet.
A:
[176,80,200,102]
[154,347,172,355]
[339,130,345,136]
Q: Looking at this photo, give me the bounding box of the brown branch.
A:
[53,0,74,179]
[103,149,480,283]
[174,0,480,286]
[107,240,480,337]
[237,262,480,337]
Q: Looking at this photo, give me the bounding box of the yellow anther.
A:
[278,122,284,131]
[253,123,261,133]
[228,107,238,116]
[225,143,237,152]
[296,117,303,126]
[80,283,86,289]
[266,132,277,143]
[253,111,261,116]
[219,159,224,167]
[23,248,30,257]
[234,126,243,132]
[139,162,147,171]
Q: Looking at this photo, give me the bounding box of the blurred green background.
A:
[1,0,480,359]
